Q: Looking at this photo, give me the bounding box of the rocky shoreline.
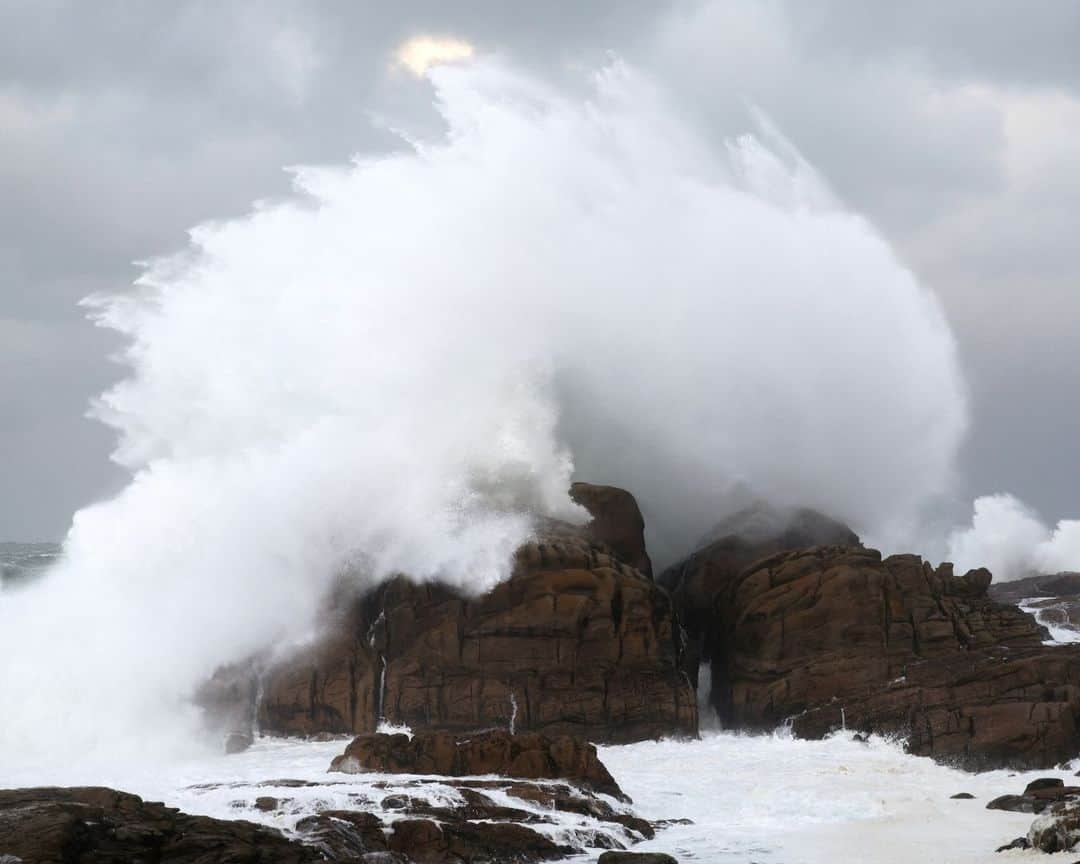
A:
[8,482,1080,860]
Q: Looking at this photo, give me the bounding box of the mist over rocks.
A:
[199,483,694,746]
[0,54,976,774]
[658,502,861,687]
[246,483,696,745]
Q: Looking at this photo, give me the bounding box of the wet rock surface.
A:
[0,786,319,864]
[329,729,625,800]
[1,773,659,864]
[242,484,695,744]
[700,543,1080,768]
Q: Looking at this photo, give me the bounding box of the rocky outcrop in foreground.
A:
[0,733,665,863]
[0,786,317,864]
[2,754,662,863]
[230,484,696,744]
[706,544,1080,768]
[329,728,624,799]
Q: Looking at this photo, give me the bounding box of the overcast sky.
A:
[2,0,1078,541]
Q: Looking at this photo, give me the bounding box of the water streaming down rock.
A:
[0,55,970,776]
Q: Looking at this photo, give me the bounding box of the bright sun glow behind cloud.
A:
[395,36,475,76]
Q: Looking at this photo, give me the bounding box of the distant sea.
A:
[0,542,61,589]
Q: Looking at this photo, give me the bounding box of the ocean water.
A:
[0,728,1063,862]
[0,542,60,590]
[1019,596,1080,645]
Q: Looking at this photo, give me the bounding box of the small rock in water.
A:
[950,792,975,799]
[254,796,279,811]
[994,836,1030,852]
[224,731,253,754]
[381,794,410,810]
[598,853,679,864]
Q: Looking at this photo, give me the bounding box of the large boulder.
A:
[658,503,860,686]
[708,544,1080,768]
[329,729,625,799]
[252,484,697,744]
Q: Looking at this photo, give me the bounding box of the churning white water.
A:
[0,730,1059,863]
[0,56,971,775]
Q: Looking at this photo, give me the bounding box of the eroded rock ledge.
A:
[705,544,1080,768]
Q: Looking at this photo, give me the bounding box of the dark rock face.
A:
[0,786,318,864]
[253,485,696,744]
[0,782,647,864]
[329,729,625,799]
[658,504,860,687]
[707,544,1080,768]
[569,482,653,578]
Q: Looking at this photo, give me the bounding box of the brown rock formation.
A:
[252,484,696,744]
[569,481,653,577]
[329,729,625,799]
[658,504,860,686]
[708,543,1080,768]
[0,786,318,864]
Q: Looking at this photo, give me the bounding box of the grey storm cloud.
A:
[1,0,1078,540]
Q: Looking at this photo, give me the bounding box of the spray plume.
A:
[0,57,968,780]
[947,494,1080,581]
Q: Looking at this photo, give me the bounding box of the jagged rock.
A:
[504,782,653,838]
[296,809,388,858]
[329,729,625,799]
[254,484,696,743]
[703,544,1080,768]
[0,787,318,863]
[569,482,653,577]
[658,503,860,687]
